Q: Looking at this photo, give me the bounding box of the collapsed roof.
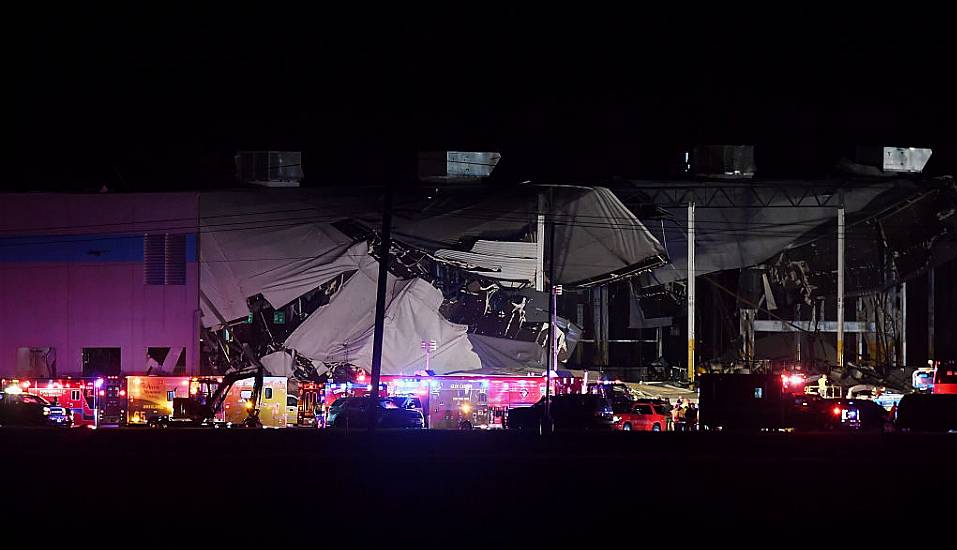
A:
[198,184,665,375]
[620,178,896,288]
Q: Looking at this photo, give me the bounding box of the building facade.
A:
[0,193,200,377]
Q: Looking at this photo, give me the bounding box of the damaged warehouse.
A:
[3,172,957,398]
[196,183,666,382]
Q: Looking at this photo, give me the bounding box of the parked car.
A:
[613,400,670,432]
[326,397,350,426]
[0,391,72,427]
[895,394,957,432]
[331,397,424,430]
[388,395,424,416]
[506,394,614,432]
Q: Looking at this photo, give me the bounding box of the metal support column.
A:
[657,327,664,360]
[901,281,907,367]
[857,297,864,363]
[601,286,610,366]
[740,309,756,364]
[837,208,845,369]
[687,202,696,383]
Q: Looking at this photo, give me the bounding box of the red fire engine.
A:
[381,374,580,430]
[933,362,957,394]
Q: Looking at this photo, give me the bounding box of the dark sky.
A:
[10,8,956,191]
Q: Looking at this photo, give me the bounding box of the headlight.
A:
[43,407,51,416]
[612,415,621,423]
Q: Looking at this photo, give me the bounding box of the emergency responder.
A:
[685,402,698,431]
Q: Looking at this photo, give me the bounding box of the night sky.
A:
[10,8,956,191]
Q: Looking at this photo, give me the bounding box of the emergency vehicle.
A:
[698,373,804,431]
[3,376,128,427]
[223,376,288,428]
[296,382,324,427]
[126,376,193,425]
[24,378,97,427]
[96,376,127,426]
[382,374,579,430]
[933,361,957,394]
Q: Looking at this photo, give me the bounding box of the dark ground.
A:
[3,428,955,537]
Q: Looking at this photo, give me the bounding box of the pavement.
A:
[3,428,954,538]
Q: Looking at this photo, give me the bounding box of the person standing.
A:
[685,403,698,431]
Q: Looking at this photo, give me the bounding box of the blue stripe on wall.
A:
[0,234,197,263]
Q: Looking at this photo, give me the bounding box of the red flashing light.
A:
[21,381,31,389]
[832,406,841,416]
[99,390,105,397]
[119,390,126,397]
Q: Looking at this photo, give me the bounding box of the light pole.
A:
[421,340,436,373]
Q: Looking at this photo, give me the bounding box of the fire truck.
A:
[933,361,957,394]
[381,374,579,430]
[698,373,807,431]
[96,376,127,426]
[296,382,324,427]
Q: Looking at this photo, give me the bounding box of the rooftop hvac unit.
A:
[418,151,502,182]
[851,146,933,175]
[235,151,303,187]
[882,147,932,173]
[693,145,755,178]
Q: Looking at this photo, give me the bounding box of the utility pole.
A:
[687,202,695,384]
[544,208,556,434]
[837,207,845,369]
[368,184,392,432]
[551,284,562,390]
[928,268,935,364]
